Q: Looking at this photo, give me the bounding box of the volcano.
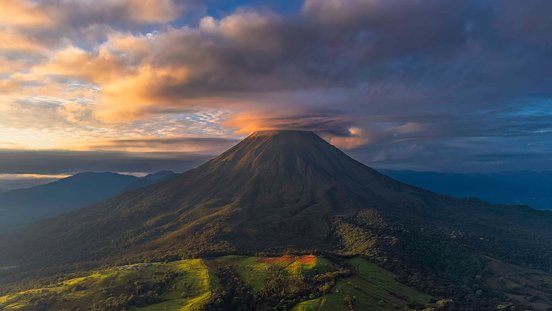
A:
[1,130,552,290]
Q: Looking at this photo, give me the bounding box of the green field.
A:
[292,257,432,311]
[0,267,136,310]
[0,256,431,310]
[0,260,216,311]
[137,259,216,311]
[208,255,335,293]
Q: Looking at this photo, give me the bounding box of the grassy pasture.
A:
[0,259,216,311]
[138,259,216,311]
[292,257,432,311]
[0,256,431,311]
[208,255,335,293]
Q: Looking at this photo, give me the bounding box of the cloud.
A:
[57,102,91,123]
[120,0,182,24]
[0,28,46,53]
[2,0,552,172]
[36,0,183,27]
[33,46,127,83]
[95,65,191,121]
[302,0,468,56]
[325,128,372,150]
[30,39,193,121]
[0,149,209,175]
[222,110,381,150]
[84,136,239,153]
[0,57,26,75]
[224,110,353,133]
[0,0,190,58]
[22,0,547,125]
[0,0,53,27]
[489,0,552,46]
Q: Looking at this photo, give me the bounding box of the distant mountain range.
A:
[0,171,176,233]
[383,170,552,210]
[0,177,61,194]
[1,130,552,309]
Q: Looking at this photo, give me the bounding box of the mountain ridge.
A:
[383,169,552,210]
[0,171,177,233]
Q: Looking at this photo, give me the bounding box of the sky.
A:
[1,0,552,188]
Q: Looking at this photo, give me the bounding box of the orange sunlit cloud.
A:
[29,36,193,123]
[0,0,53,27]
[223,112,279,134]
[0,28,46,53]
[325,128,372,150]
[95,65,190,122]
[222,111,372,150]
[0,173,70,180]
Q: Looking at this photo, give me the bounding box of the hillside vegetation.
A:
[0,259,215,311]
[0,255,431,311]
[293,257,431,311]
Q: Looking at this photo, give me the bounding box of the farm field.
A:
[0,256,431,310]
[292,257,432,311]
[0,260,216,311]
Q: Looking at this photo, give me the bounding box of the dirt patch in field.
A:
[260,255,316,265]
[297,255,316,265]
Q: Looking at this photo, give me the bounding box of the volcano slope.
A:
[1,130,552,308]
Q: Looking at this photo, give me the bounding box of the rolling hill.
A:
[1,130,551,309]
[0,171,176,233]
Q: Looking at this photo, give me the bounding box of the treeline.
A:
[204,263,352,311]
[90,271,178,310]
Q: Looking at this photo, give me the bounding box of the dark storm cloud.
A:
[0,149,210,175]
[343,107,552,172]
[149,1,471,97]
[112,0,552,117]
[350,137,552,173]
